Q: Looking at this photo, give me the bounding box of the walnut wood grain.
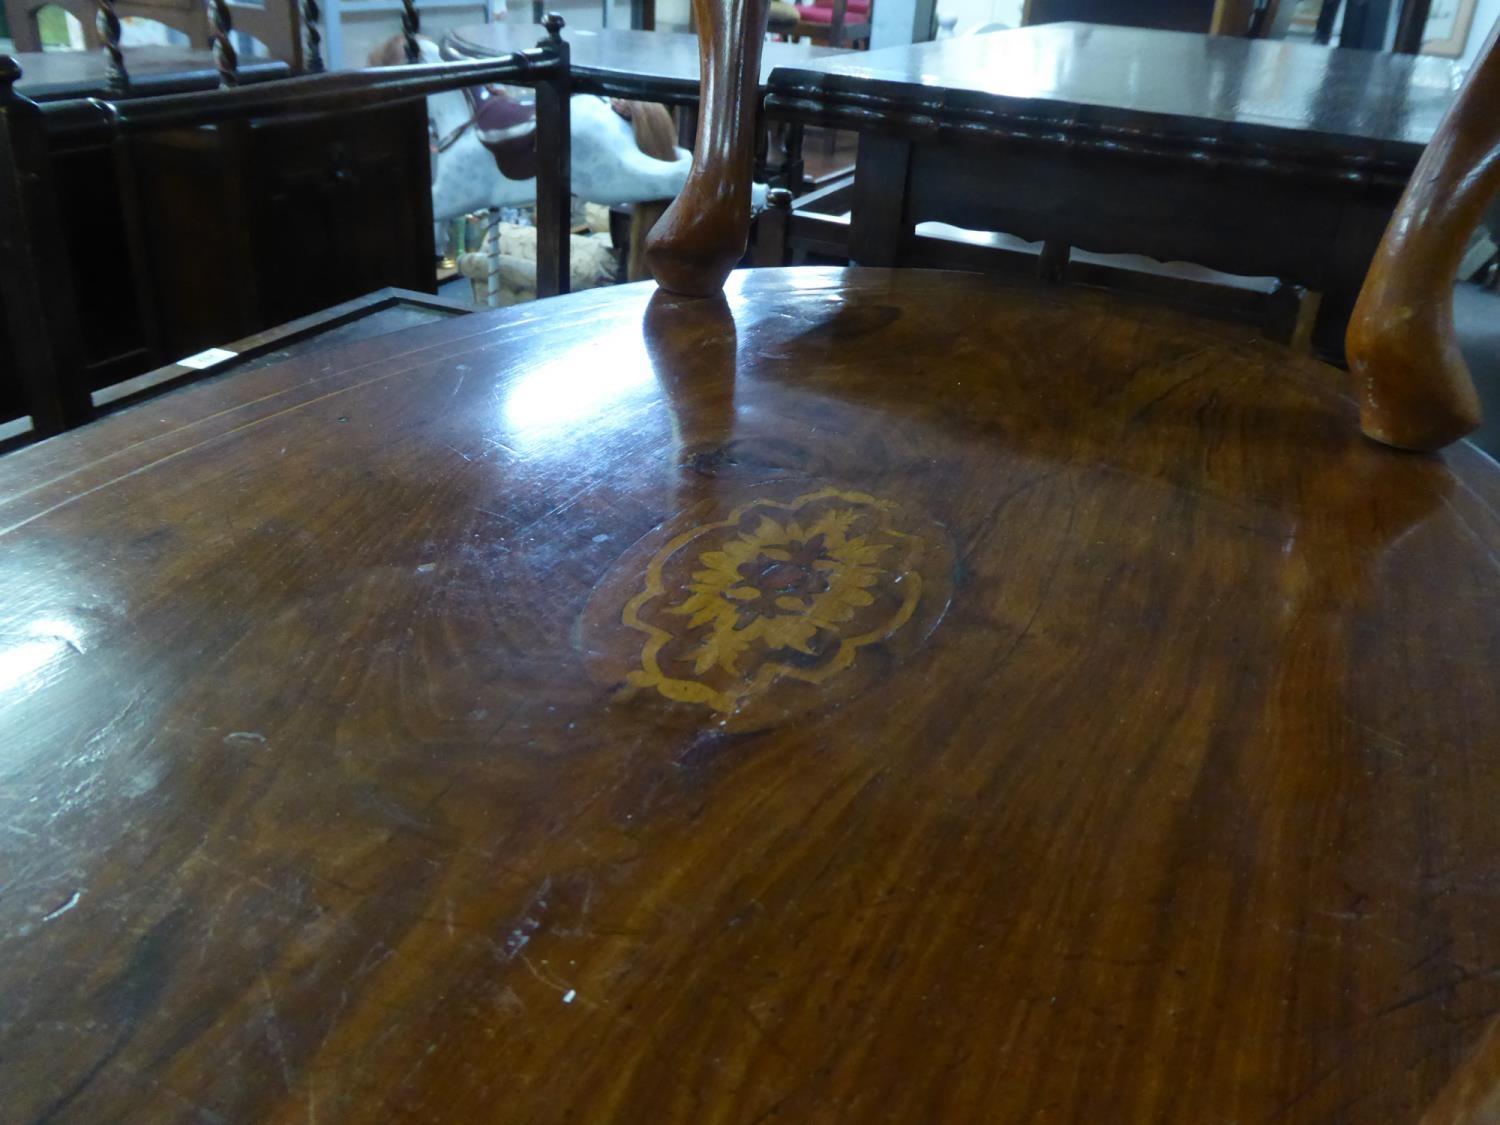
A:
[3,269,1500,1121]
[644,0,771,296]
[1345,19,1498,451]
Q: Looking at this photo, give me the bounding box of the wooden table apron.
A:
[3,269,1500,1122]
[764,25,1463,358]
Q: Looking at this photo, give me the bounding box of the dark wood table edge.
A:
[89,288,479,417]
[763,70,1426,186]
[0,266,1331,462]
[5,264,1500,513]
[0,279,642,481]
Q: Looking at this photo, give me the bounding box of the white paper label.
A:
[176,347,239,370]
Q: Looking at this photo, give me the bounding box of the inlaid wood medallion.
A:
[582,487,954,727]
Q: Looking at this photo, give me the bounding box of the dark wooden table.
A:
[3,267,1500,1121]
[11,47,289,100]
[445,23,846,104]
[765,22,1466,355]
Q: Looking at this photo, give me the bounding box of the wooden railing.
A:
[0,14,574,442]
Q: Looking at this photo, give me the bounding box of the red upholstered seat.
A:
[805,0,870,12]
[797,3,869,24]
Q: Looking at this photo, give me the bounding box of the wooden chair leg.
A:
[487,208,502,307]
[1261,282,1321,352]
[751,186,792,267]
[1038,239,1069,283]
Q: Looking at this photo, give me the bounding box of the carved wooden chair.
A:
[789,0,871,49]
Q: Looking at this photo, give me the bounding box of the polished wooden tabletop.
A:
[4,268,1500,1122]
[445,23,844,94]
[767,22,1463,155]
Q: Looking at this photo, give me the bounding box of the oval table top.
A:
[3,268,1500,1123]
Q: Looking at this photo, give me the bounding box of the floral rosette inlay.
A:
[622,488,926,713]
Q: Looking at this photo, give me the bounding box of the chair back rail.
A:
[651,0,1499,453]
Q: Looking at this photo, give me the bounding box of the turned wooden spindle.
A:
[538,9,565,45]
[1346,20,1499,452]
[644,0,771,297]
[0,53,18,101]
[401,0,422,63]
[302,0,325,72]
[94,0,129,95]
[206,0,239,87]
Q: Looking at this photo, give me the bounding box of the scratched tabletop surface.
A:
[3,268,1500,1122]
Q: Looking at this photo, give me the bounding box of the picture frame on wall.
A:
[1421,0,1480,56]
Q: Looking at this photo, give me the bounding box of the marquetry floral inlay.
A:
[622,489,926,713]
